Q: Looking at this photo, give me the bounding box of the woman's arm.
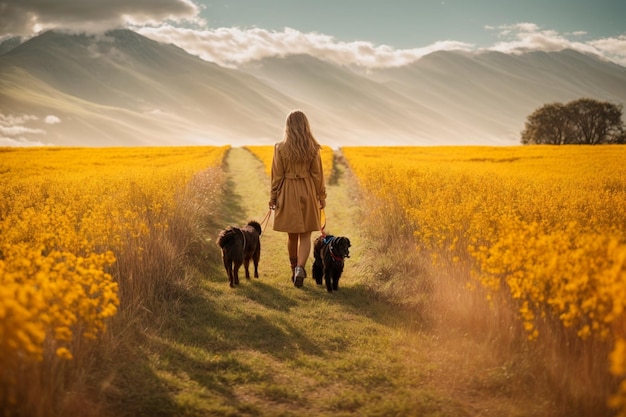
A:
[270,144,284,208]
[311,151,326,208]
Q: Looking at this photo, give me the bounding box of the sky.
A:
[0,0,625,67]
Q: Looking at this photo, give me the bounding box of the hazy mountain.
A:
[0,29,299,146]
[0,37,22,55]
[1,29,625,146]
[240,55,483,146]
[366,49,626,143]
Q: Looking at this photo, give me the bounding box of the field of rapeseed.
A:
[0,146,227,414]
[342,145,626,415]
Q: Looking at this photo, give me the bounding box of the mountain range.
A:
[1,29,625,147]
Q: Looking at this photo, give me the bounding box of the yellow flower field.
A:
[246,145,335,179]
[0,146,227,403]
[342,145,626,414]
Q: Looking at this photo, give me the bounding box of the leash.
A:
[319,208,347,262]
[320,208,327,238]
[259,209,272,238]
[259,207,324,238]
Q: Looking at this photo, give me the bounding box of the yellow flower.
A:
[55,347,73,360]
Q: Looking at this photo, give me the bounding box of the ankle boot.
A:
[294,266,306,288]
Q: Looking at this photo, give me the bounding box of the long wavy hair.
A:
[281,110,321,162]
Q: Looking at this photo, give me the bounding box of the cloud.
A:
[0,0,202,37]
[137,23,626,69]
[487,23,594,53]
[0,125,45,136]
[137,25,474,68]
[0,136,49,147]
[0,113,55,145]
[44,115,61,124]
[588,35,626,66]
[1,2,624,69]
[0,113,37,125]
[0,113,48,145]
[0,113,45,135]
[486,23,626,66]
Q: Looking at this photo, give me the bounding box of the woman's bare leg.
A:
[287,233,299,280]
[287,233,298,259]
[297,232,312,268]
[288,232,312,287]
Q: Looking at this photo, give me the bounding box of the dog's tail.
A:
[217,227,239,248]
[247,220,262,235]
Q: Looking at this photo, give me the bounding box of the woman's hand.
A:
[319,199,326,209]
[269,200,277,210]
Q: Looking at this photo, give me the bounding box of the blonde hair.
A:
[282,110,321,162]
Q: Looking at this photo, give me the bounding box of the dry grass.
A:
[0,147,227,417]
[357,187,617,416]
[112,167,224,315]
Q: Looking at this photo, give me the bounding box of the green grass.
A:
[95,147,564,417]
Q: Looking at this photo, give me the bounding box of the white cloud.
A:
[0,113,38,125]
[44,115,61,124]
[0,113,47,145]
[0,125,46,136]
[137,25,474,68]
[0,0,202,37]
[588,35,626,66]
[136,23,626,69]
[485,23,626,66]
[0,136,49,147]
[487,23,588,53]
[1,1,624,69]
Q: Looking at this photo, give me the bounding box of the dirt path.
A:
[223,146,365,287]
[195,147,440,415]
[129,147,540,417]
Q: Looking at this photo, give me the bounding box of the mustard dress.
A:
[270,142,326,233]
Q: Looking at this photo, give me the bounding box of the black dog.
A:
[217,220,261,287]
[312,235,351,292]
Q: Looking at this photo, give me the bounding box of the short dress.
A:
[270,142,327,233]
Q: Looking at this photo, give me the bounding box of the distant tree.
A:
[521,103,574,145]
[566,98,624,144]
[521,98,625,145]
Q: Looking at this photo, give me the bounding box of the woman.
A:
[269,110,326,287]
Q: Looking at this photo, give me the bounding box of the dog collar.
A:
[328,238,346,263]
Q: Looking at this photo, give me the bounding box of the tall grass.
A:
[343,145,626,416]
[0,147,227,417]
[112,166,225,316]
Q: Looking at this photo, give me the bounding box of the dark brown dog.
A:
[312,235,351,292]
[217,220,261,287]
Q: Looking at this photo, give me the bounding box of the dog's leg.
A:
[332,265,343,291]
[312,258,323,285]
[244,258,251,279]
[233,261,242,285]
[324,264,333,292]
[253,247,260,278]
[223,255,234,288]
